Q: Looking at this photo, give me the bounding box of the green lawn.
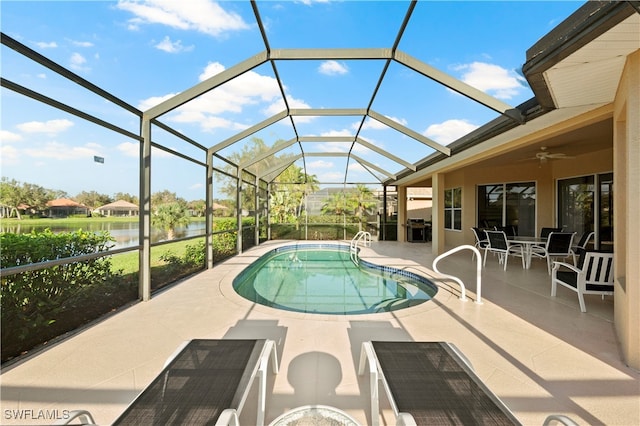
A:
[110,239,204,274]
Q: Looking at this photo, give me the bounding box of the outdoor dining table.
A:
[507,236,546,269]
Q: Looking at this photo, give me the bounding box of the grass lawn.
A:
[110,239,204,274]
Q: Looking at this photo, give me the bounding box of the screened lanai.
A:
[3,0,528,298]
[2,0,639,374]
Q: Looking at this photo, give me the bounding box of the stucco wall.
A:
[613,50,640,370]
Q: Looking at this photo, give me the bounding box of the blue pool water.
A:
[233,244,437,315]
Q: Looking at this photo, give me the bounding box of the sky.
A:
[0,0,583,201]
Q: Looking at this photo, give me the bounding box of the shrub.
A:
[1,229,132,362]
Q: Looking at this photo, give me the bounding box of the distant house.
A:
[94,200,139,217]
[45,198,91,218]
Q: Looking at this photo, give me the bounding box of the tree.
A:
[151,190,186,207]
[321,192,350,215]
[0,178,66,219]
[75,190,112,209]
[113,192,138,205]
[352,184,378,230]
[187,199,206,217]
[152,202,190,240]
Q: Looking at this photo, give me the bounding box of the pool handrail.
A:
[432,245,483,304]
[350,231,372,265]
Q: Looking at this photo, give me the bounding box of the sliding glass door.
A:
[477,182,536,236]
[557,173,613,249]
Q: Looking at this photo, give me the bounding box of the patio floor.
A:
[1,240,638,425]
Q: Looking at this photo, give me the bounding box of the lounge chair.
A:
[56,339,279,426]
[551,250,614,312]
[358,341,521,425]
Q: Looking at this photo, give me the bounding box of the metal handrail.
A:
[432,244,483,304]
[350,231,372,265]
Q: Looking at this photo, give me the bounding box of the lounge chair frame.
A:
[358,341,520,426]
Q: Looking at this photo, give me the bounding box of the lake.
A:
[0,221,208,250]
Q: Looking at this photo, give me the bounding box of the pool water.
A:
[233,245,437,314]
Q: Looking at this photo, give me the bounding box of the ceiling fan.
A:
[524,146,574,164]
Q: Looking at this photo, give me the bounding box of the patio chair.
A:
[551,250,614,312]
[471,227,488,260]
[358,341,521,426]
[56,339,279,426]
[531,232,576,274]
[540,227,562,239]
[571,231,594,264]
[484,230,525,270]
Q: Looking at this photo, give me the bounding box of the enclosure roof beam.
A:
[393,50,524,124]
[145,51,269,120]
[209,110,289,154]
[270,48,392,60]
[258,154,302,179]
[290,108,367,116]
[239,137,298,169]
[350,154,397,180]
[355,137,416,171]
[368,109,451,156]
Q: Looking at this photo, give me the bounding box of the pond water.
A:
[0,221,207,250]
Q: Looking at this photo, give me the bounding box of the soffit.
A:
[543,13,640,108]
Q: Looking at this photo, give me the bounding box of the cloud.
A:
[358,115,407,131]
[117,141,172,157]
[117,141,139,157]
[307,159,334,169]
[155,36,194,53]
[424,119,479,145]
[318,60,349,76]
[454,61,526,100]
[16,119,74,134]
[0,130,23,142]
[117,0,250,37]
[0,144,19,166]
[71,40,94,47]
[35,41,57,49]
[22,141,102,160]
[69,52,89,71]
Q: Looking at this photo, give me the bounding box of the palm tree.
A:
[353,185,378,231]
[152,202,190,240]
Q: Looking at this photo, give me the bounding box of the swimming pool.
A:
[233,244,437,314]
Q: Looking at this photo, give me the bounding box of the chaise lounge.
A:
[358,341,521,426]
[57,339,279,426]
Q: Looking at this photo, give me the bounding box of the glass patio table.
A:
[507,236,546,269]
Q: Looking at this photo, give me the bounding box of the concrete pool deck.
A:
[1,240,638,425]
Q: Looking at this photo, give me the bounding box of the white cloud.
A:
[0,130,23,142]
[37,73,47,79]
[117,0,250,37]
[22,141,101,161]
[137,93,178,111]
[455,61,526,100]
[117,142,139,157]
[359,115,407,131]
[318,60,349,76]
[16,119,74,134]
[0,144,19,166]
[155,36,194,53]
[424,119,479,145]
[69,52,89,71]
[117,141,172,158]
[307,160,334,169]
[35,41,57,49]
[321,129,352,137]
[314,142,351,153]
[71,40,94,47]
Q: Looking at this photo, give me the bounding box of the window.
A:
[477,182,536,236]
[444,187,462,230]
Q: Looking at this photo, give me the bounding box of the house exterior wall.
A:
[613,50,640,370]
